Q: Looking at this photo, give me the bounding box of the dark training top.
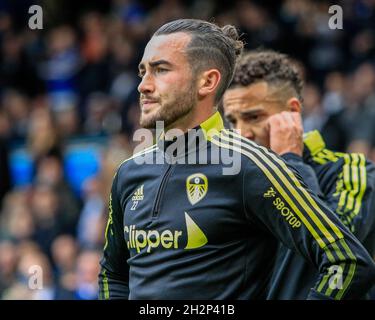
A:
[98,112,375,300]
[268,130,375,300]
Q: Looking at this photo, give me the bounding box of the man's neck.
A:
[164,107,215,139]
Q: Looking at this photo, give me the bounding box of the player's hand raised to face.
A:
[268,111,304,156]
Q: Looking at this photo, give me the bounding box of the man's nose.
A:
[236,122,254,140]
[137,74,155,94]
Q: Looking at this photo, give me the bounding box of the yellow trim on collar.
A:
[303,130,326,156]
[200,111,224,141]
[156,111,224,142]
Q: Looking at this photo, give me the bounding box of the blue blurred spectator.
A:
[77,177,104,249]
[74,250,101,300]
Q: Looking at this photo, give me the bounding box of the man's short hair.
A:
[154,19,244,104]
[230,49,304,102]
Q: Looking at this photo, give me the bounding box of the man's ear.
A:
[198,69,221,98]
[286,97,302,113]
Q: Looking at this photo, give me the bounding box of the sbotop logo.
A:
[263,187,302,229]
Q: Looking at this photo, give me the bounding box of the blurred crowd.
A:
[0,0,374,299]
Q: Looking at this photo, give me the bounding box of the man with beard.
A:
[98,19,375,300]
[222,49,375,299]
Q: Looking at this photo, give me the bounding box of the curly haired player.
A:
[223,49,375,299]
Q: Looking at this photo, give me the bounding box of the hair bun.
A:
[221,25,244,57]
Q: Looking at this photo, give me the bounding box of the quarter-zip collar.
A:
[157,111,224,160]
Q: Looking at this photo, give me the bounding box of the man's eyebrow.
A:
[239,107,265,116]
[149,60,173,68]
[138,60,173,70]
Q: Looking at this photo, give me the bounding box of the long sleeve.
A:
[281,152,323,198]
[242,142,375,300]
[302,130,375,248]
[310,155,375,244]
[98,171,130,299]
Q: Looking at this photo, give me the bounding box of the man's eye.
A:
[155,68,168,74]
[226,118,236,127]
[246,114,260,122]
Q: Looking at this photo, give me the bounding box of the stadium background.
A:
[0,0,374,299]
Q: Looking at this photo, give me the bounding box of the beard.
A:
[139,83,198,129]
